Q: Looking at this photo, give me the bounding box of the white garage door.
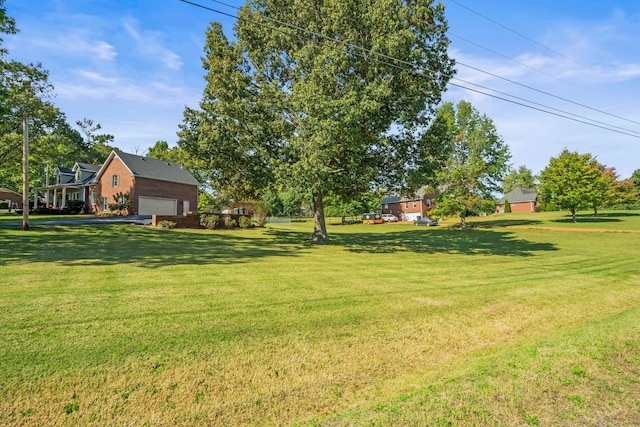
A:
[138,196,177,215]
[404,212,422,221]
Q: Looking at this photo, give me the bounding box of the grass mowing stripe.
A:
[1,211,639,425]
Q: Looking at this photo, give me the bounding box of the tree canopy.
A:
[538,149,602,222]
[0,2,115,192]
[179,0,455,242]
[428,101,511,228]
[502,165,536,194]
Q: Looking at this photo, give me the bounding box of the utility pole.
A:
[22,114,29,231]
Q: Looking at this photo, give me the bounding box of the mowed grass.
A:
[1,211,639,425]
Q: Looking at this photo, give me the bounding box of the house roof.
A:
[498,187,537,204]
[55,166,74,175]
[74,162,101,172]
[1,188,22,199]
[381,186,430,204]
[97,150,199,186]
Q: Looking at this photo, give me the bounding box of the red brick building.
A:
[381,187,437,221]
[496,187,538,213]
[35,151,199,216]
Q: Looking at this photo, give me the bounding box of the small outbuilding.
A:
[0,188,22,210]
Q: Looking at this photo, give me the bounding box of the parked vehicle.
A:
[381,214,398,222]
[414,217,438,226]
[361,212,383,224]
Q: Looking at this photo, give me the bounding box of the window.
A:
[75,170,81,182]
[383,204,388,209]
[102,197,109,211]
[413,201,417,208]
[404,201,408,209]
[91,191,97,205]
[70,192,79,201]
[111,174,119,187]
[426,199,432,207]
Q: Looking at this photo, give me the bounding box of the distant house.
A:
[496,187,538,213]
[35,151,199,216]
[381,187,437,221]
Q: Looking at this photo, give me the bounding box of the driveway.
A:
[0,215,152,227]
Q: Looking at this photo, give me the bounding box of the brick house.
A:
[381,187,437,221]
[496,187,538,213]
[35,151,199,216]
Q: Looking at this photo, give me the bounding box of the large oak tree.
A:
[179,0,455,242]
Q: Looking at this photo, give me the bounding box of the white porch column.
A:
[53,188,58,208]
[45,189,49,206]
[61,187,66,209]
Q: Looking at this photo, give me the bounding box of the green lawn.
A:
[1,211,639,425]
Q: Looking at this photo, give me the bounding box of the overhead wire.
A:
[178,0,640,139]
[446,0,587,68]
[447,31,584,91]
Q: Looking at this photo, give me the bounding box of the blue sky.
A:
[5,0,640,179]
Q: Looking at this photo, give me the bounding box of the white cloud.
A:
[11,30,117,62]
[122,17,183,71]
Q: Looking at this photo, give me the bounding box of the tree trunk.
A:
[570,207,577,223]
[460,211,467,228]
[311,191,329,243]
[593,206,598,217]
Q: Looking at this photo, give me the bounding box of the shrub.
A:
[200,213,219,230]
[545,202,558,212]
[253,200,270,227]
[64,200,86,214]
[223,216,237,229]
[238,216,252,229]
[108,192,131,215]
[157,220,177,229]
[504,199,511,213]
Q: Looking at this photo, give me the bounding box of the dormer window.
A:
[75,170,81,182]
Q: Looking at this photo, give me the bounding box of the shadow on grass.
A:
[464,218,544,228]
[0,223,558,268]
[0,225,310,268]
[333,227,557,256]
[551,211,640,224]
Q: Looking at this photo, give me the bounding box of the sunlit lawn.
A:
[1,210,639,425]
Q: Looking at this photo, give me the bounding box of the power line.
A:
[454,60,640,127]
[448,31,585,91]
[179,0,640,139]
[446,0,586,68]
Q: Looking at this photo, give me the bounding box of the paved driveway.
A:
[0,215,152,227]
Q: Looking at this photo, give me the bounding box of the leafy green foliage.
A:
[539,149,603,222]
[108,192,131,215]
[0,5,114,191]
[238,215,252,229]
[428,101,511,227]
[631,169,640,194]
[199,213,219,230]
[178,0,455,242]
[502,165,537,194]
[252,200,269,227]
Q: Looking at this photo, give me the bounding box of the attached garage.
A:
[138,196,177,215]
[404,212,422,221]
